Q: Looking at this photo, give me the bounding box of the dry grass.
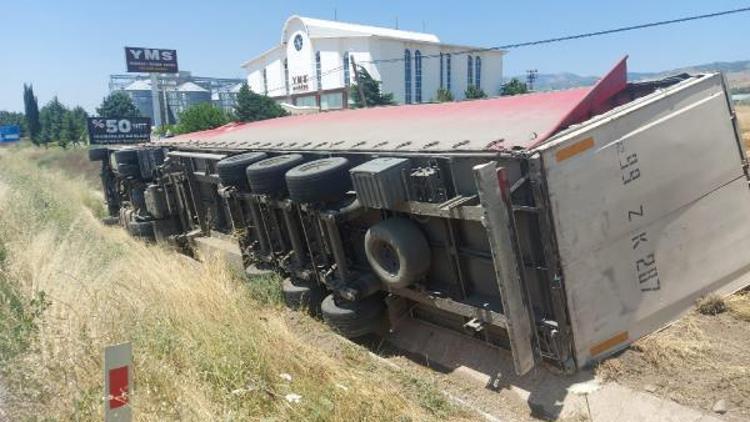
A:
[737,105,750,150]
[0,146,465,421]
[728,290,750,322]
[696,294,727,315]
[594,358,625,382]
[629,318,711,370]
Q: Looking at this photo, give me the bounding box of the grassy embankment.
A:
[0,143,464,421]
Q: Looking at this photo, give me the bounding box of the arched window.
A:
[415,50,422,103]
[467,56,473,86]
[439,53,444,89]
[446,53,452,93]
[315,51,322,90]
[262,68,268,95]
[343,52,350,86]
[284,59,289,95]
[404,49,412,104]
[475,56,481,89]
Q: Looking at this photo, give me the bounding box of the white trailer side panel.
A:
[537,74,750,367]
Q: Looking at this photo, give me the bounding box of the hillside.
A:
[514,59,750,92]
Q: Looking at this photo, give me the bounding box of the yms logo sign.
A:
[125,47,178,73]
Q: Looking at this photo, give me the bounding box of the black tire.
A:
[285,157,352,204]
[88,147,109,162]
[152,218,180,242]
[321,294,385,338]
[282,278,323,314]
[101,216,119,226]
[364,218,431,289]
[216,152,268,190]
[113,148,138,165]
[128,220,154,239]
[118,163,140,178]
[145,185,168,218]
[245,154,305,195]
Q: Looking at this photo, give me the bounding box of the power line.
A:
[361,6,750,64]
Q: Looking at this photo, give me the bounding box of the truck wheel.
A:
[88,147,109,162]
[113,148,138,165]
[101,216,119,226]
[285,157,352,204]
[282,278,323,315]
[127,220,154,239]
[145,185,168,218]
[321,294,385,338]
[217,152,267,190]
[245,154,305,195]
[152,219,180,242]
[118,163,140,178]
[365,218,431,289]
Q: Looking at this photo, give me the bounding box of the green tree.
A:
[39,97,68,146]
[174,103,230,134]
[0,111,27,137]
[464,85,487,100]
[500,78,528,96]
[97,92,140,118]
[436,88,454,103]
[234,83,288,122]
[59,106,88,147]
[350,67,395,108]
[23,84,41,143]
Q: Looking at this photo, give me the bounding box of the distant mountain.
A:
[511,60,750,92]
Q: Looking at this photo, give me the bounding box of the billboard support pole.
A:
[150,73,162,128]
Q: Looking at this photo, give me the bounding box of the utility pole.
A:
[526,69,538,92]
[150,73,162,128]
[350,56,367,108]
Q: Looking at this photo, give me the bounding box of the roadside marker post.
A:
[104,343,133,422]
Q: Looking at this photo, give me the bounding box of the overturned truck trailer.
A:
[89,58,750,375]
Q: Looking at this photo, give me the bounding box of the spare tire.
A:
[282,278,324,315]
[321,294,385,338]
[364,218,431,289]
[127,220,154,239]
[216,152,268,190]
[245,154,305,195]
[88,147,109,162]
[285,157,352,204]
[113,148,138,165]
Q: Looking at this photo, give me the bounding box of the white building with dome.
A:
[241,16,504,110]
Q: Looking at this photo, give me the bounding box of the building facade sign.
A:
[292,75,310,92]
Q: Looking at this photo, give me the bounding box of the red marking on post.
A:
[496,168,510,204]
[109,366,129,409]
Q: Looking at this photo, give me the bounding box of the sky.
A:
[1,0,748,113]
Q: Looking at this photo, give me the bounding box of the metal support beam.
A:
[474,162,537,376]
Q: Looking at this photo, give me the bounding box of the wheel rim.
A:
[374,241,400,276]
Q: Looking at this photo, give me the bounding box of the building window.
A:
[343,52,350,86]
[315,51,322,90]
[295,94,317,108]
[439,53,444,89]
[262,68,268,95]
[415,50,422,103]
[321,92,344,110]
[446,53,452,93]
[404,49,412,104]
[467,56,473,86]
[475,56,481,89]
[284,59,289,95]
